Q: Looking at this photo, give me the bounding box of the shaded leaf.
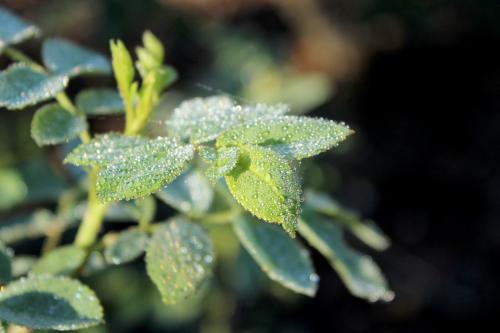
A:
[168,96,288,144]
[0,7,40,52]
[76,88,124,116]
[0,242,13,284]
[205,146,239,183]
[146,218,215,304]
[225,145,301,236]
[11,256,36,277]
[0,168,27,211]
[65,133,194,202]
[42,38,111,78]
[104,228,149,265]
[217,115,352,160]
[234,216,318,296]
[0,210,55,245]
[156,168,213,216]
[299,214,394,302]
[31,103,87,146]
[0,64,67,110]
[31,246,86,276]
[305,191,390,251]
[0,275,103,330]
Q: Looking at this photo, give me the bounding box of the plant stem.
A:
[74,170,108,248]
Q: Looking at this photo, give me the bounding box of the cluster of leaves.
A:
[0,6,393,332]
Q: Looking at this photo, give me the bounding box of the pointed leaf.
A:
[104,228,149,265]
[0,7,40,52]
[234,216,318,296]
[168,96,288,143]
[146,218,215,304]
[42,38,111,78]
[110,40,135,108]
[205,146,239,183]
[0,275,103,330]
[305,191,390,251]
[299,214,394,302]
[217,115,352,159]
[31,103,87,146]
[76,88,124,116]
[156,168,213,216]
[0,64,67,110]
[31,246,86,276]
[0,242,13,284]
[65,133,194,202]
[225,145,301,236]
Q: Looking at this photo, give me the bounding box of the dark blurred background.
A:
[1,0,499,332]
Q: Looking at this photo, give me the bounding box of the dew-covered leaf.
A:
[0,64,67,110]
[31,246,86,276]
[156,168,213,217]
[0,275,103,330]
[225,145,301,236]
[234,216,317,296]
[168,96,288,144]
[65,133,194,202]
[217,115,352,160]
[299,214,394,302]
[145,218,215,305]
[42,38,111,78]
[31,103,87,146]
[104,228,149,265]
[205,146,239,183]
[76,88,124,116]
[0,7,40,52]
[305,191,390,251]
[0,242,13,284]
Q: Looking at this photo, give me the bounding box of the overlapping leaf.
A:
[31,246,86,276]
[0,275,103,330]
[156,168,213,216]
[234,216,318,296]
[42,38,111,78]
[145,218,215,304]
[0,7,40,52]
[0,64,67,110]
[104,228,149,265]
[225,145,301,236]
[76,88,124,116]
[65,133,194,202]
[217,115,353,160]
[31,104,87,146]
[299,214,394,302]
[168,96,288,143]
[205,146,239,183]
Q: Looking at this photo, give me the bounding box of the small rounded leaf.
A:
[31,104,87,146]
[146,218,215,304]
[76,88,124,116]
[31,245,86,276]
[0,275,104,330]
[104,228,149,265]
[0,7,40,51]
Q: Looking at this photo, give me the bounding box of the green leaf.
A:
[0,210,55,245]
[31,103,87,146]
[168,96,288,144]
[142,31,164,63]
[205,146,239,183]
[104,228,149,265]
[42,38,111,78]
[76,88,124,116]
[65,133,194,202]
[225,145,301,236]
[0,7,40,52]
[233,216,318,296]
[146,218,215,304]
[0,242,13,284]
[0,275,103,330]
[0,64,67,110]
[156,168,213,217]
[110,40,135,108]
[299,214,394,302]
[0,168,27,211]
[217,115,353,160]
[11,256,36,277]
[31,246,86,276]
[305,191,390,251]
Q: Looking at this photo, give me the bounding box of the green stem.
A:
[74,170,108,248]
